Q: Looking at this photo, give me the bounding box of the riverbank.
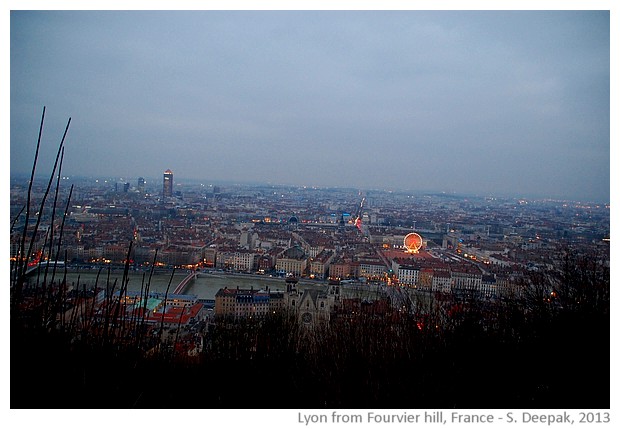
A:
[58,268,386,301]
[58,269,331,299]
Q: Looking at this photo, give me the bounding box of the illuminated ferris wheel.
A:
[403,232,423,253]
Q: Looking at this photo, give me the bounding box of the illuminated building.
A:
[163,169,173,198]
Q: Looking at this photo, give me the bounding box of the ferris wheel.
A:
[404,232,423,253]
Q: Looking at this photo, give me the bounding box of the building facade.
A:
[214,287,271,318]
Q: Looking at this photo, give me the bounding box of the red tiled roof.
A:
[147,302,202,325]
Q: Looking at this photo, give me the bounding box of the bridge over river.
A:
[173,271,198,294]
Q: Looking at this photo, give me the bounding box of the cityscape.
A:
[8,6,611,426]
[10,165,610,410]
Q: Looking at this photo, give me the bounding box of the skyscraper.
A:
[138,177,145,193]
[163,169,173,198]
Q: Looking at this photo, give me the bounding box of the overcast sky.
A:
[9,9,610,203]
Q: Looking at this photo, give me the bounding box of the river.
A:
[59,269,384,301]
[60,269,326,299]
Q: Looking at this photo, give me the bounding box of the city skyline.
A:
[8,148,611,411]
[4,4,614,426]
[8,8,611,204]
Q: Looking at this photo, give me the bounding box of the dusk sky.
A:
[9,8,611,203]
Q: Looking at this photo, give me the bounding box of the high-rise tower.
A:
[138,177,145,193]
[163,169,173,198]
